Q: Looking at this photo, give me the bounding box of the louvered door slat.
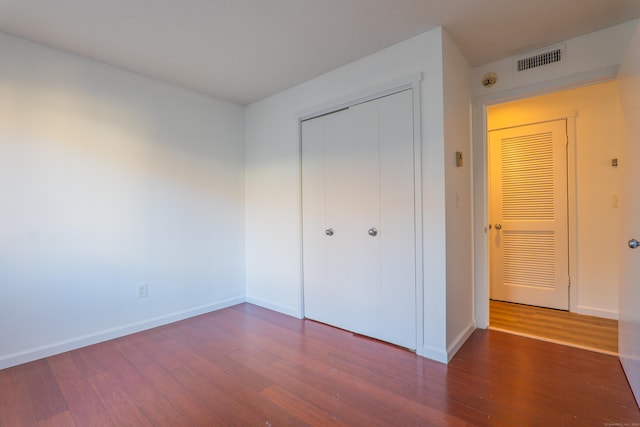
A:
[503,231,556,288]
[502,131,555,221]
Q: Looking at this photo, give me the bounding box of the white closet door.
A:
[301,109,351,325]
[377,90,416,346]
[302,89,416,350]
[348,96,383,338]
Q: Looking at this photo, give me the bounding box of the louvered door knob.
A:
[495,224,502,230]
[325,228,334,236]
[629,238,639,249]
[368,227,378,237]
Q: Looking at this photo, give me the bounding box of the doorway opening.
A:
[483,80,621,352]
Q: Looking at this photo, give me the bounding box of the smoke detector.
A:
[482,72,498,88]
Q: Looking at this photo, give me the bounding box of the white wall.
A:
[245,27,473,362]
[0,32,246,369]
[245,28,444,317]
[472,20,638,99]
[472,20,639,327]
[488,81,620,318]
[442,31,475,354]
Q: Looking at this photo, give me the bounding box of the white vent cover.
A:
[514,45,565,73]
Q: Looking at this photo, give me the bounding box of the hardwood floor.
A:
[1,303,638,426]
[490,300,619,354]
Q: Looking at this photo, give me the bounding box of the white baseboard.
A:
[0,296,246,370]
[420,345,449,364]
[420,322,476,364]
[446,322,476,362]
[576,305,618,320]
[245,296,302,319]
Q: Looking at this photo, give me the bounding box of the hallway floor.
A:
[489,299,618,354]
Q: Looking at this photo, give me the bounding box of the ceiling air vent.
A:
[515,45,565,73]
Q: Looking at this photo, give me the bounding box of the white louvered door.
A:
[489,120,569,310]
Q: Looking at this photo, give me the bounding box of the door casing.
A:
[473,70,616,328]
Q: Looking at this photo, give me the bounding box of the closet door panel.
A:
[302,109,351,324]
[323,110,355,328]
[347,98,382,337]
[378,89,416,348]
[301,117,327,322]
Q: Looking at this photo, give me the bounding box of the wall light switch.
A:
[137,283,148,298]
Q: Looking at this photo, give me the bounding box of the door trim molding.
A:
[487,110,577,131]
[298,73,423,121]
[473,68,617,329]
[297,73,425,354]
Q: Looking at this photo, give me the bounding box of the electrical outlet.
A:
[137,283,148,298]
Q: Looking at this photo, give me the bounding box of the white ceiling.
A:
[1,0,639,105]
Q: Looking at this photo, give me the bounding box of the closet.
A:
[301,89,416,350]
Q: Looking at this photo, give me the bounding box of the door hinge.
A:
[568,276,571,286]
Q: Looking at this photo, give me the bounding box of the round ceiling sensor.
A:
[482,72,497,88]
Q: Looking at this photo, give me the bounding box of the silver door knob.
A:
[325,228,334,236]
[629,238,639,249]
[368,227,378,237]
[495,224,502,230]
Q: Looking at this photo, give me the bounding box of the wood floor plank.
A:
[229,348,388,426]
[260,384,351,426]
[46,353,114,427]
[0,303,638,426]
[157,318,274,393]
[91,341,191,427]
[290,357,472,426]
[228,321,482,426]
[125,334,229,426]
[130,328,306,426]
[225,315,464,425]
[490,300,618,353]
[85,371,154,427]
[36,410,76,427]
[118,336,227,426]
[75,344,154,427]
[22,360,68,423]
[161,338,309,426]
[454,329,635,425]
[0,365,38,427]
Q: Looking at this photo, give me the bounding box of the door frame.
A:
[298,73,425,354]
[473,69,616,328]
